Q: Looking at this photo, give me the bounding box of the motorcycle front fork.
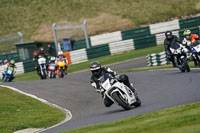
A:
[192,54,200,66]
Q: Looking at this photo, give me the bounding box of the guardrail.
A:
[146,51,171,66]
[70,48,88,64]
[109,39,134,54]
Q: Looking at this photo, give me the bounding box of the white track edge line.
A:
[0,85,72,133]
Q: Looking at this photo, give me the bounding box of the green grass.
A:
[61,102,200,133]
[0,0,200,53]
[0,86,65,133]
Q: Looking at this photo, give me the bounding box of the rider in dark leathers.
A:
[90,61,136,107]
[164,31,182,67]
[33,47,49,75]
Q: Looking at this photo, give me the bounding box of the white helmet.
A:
[50,56,56,61]
[58,51,63,56]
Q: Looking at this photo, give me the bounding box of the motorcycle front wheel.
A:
[183,58,190,72]
[59,68,64,78]
[195,53,200,66]
[133,95,141,107]
[112,91,132,110]
[41,70,47,79]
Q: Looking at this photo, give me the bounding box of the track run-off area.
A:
[2,57,200,133]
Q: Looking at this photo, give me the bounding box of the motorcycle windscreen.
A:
[101,79,112,91]
[38,58,46,65]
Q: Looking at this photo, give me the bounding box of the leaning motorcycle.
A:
[170,44,190,72]
[2,67,14,82]
[56,58,67,78]
[98,73,141,110]
[189,41,200,66]
[37,57,47,79]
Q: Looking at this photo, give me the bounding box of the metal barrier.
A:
[146,52,171,66]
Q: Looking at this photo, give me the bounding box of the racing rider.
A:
[164,31,182,67]
[90,61,136,107]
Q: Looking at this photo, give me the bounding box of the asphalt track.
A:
[3,57,200,133]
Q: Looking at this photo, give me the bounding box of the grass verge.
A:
[61,102,200,133]
[0,86,65,133]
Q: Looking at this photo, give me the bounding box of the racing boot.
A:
[128,83,137,95]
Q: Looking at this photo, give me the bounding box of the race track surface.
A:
[3,58,200,133]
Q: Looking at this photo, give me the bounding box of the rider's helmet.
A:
[50,56,56,62]
[40,47,44,54]
[10,60,15,65]
[165,31,173,40]
[58,51,63,56]
[183,29,192,40]
[90,61,102,76]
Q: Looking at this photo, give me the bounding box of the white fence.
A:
[69,48,88,64]
[146,51,170,66]
[150,20,180,34]
[109,39,134,54]
[90,31,122,46]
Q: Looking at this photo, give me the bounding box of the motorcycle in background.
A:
[48,62,56,78]
[37,57,47,79]
[189,41,200,66]
[56,57,67,78]
[48,56,57,79]
[170,43,190,72]
[2,67,14,82]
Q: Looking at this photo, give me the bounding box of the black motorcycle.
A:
[37,57,47,79]
[170,43,190,72]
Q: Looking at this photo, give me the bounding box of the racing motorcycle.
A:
[48,62,56,78]
[56,57,67,78]
[2,67,14,82]
[170,43,190,72]
[189,41,200,66]
[98,73,141,110]
[37,57,47,79]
